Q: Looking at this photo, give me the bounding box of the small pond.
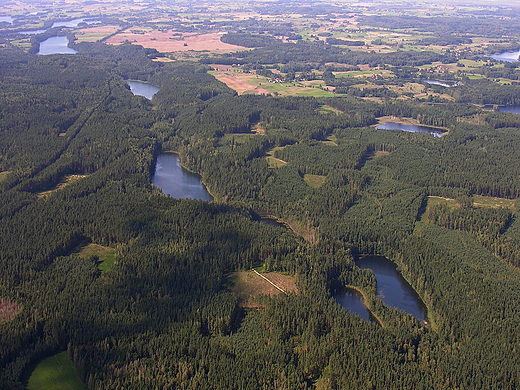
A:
[127,80,160,100]
[334,287,376,323]
[376,122,442,137]
[37,36,77,55]
[489,50,520,62]
[151,153,213,201]
[357,256,427,321]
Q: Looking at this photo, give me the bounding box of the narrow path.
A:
[251,269,287,295]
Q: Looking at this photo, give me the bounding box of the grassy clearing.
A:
[0,171,10,182]
[38,175,87,199]
[76,243,116,272]
[317,105,343,115]
[304,174,327,188]
[266,146,288,168]
[0,298,22,324]
[24,351,83,390]
[473,195,516,210]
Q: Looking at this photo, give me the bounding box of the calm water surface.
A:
[376,122,442,137]
[489,50,520,62]
[0,16,14,24]
[127,81,160,100]
[422,79,457,87]
[356,256,426,321]
[51,18,99,28]
[499,106,520,114]
[334,288,375,323]
[37,36,77,55]
[152,153,213,201]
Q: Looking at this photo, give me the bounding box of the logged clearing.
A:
[37,175,87,199]
[0,171,10,182]
[106,31,244,53]
[231,270,297,308]
[304,174,327,188]
[0,298,22,324]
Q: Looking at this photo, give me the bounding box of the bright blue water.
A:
[37,36,77,55]
[127,81,160,100]
[376,122,442,137]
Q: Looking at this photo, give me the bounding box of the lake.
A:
[37,36,77,55]
[376,122,442,137]
[0,16,14,24]
[483,105,520,114]
[489,50,520,62]
[334,287,376,323]
[51,18,99,28]
[151,153,213,201]
[357,256,427,321]
[20,30,46,35]
[422,79,457,87]
[127,81,160,100]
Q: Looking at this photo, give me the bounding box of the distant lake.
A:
[483,105,520,114]
[0,16,14,24]
[127,81,160,100]
[51,18,99,28]
[376,122,442,137]
[422,79,457,87]
[37,36,77,55]
[357,256,427,321]
[20,29,46,35]
[152,153,213,201]
[489,50,520,62]
[334,287,376,323]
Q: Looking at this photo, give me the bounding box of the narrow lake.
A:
[483,105,520,114]
[0,16,14,24]
[376,122,442,137]
[37,36,77,55]
[357,256,427,321]
[127,80,160,100]
[334,287,376,323]
[489,50,520,62]
[151,153,213,201]
[422,79,457,87]
[51,18,99,28]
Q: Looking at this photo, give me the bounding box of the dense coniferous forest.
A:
[1,4,520,388]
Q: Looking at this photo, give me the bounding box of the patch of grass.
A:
[473,195,516,211]
[304,174,327,188]
[317,104,343,115]
[266,146,288,168]
[76,243,116,272]
[24,351,83,390]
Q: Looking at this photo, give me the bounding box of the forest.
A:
[1,2,520,389]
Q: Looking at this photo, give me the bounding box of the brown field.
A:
[0,298,22,324]
[231,271,297,308]
[106,31,245,53]
[212,71,265,95]
[75,243,113,259]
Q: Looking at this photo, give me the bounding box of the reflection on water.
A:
[37,36,77,55]
[127,80,160,100]
[334,288,376,323]
[489,50,520,62]
[376,122,442,137]
[356,256,427,321]
[152,153,213,201]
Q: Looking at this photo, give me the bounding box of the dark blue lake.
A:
[376,122,442,137]
[152,153,213,201]
[127,81,160,100]
[334,287,376,323]
[357,256,427,321]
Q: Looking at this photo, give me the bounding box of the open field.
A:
[24,352,83,390]
[423,195,517,221]
[106,31,244,53]
[75,243,116,272]
[304,174,327,188]
[0,171,10,182]
[230,270,297,308]
[266,147,287,168]
[75,25,120,43]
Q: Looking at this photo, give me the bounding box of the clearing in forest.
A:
[230,270,297,308]
[76,243,116,272]
[0,298,22,324]
[304,174,327,188]
[37,175,87,199]
[24,351,83,390]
